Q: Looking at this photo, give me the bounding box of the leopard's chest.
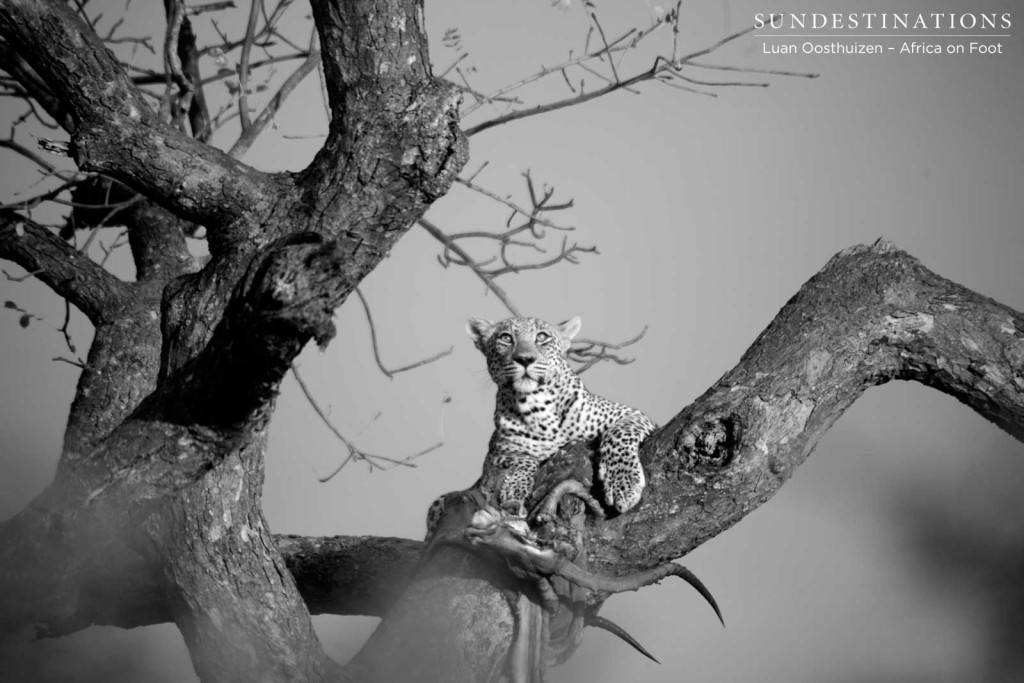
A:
[492,383,594,458]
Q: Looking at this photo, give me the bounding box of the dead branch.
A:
[229,46,321,158]
[238,0,262,130]
[463,13,816,138]
[354,287,453,379]
[290,364,441,479]
[420,217,521,315]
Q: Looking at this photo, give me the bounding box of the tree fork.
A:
[0,3,466,680]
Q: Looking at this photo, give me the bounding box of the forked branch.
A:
[422,170,645,369]
[462,10,816,137]
[0,0,279,232]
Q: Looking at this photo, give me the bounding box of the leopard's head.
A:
[466,316,580,394]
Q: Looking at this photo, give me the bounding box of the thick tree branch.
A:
[591,239,1024,573]
[0,0,280,232]
[0,39,72,130]
[0,211,129,322]
[298,0,468,268]
[3,529,423,637]
[122,201,199,283]
[149,235,350,431]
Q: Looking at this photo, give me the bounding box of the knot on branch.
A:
[397,80,468,200]
[240,233,342,347]
[673,416,740,470]
[882,311,935,343]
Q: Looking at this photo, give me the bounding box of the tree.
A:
[1,1,1021,682]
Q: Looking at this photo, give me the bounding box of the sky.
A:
[1,0,1022,682]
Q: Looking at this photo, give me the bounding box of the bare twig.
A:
[128,52,307,88]
[290,365,442,480]
[238,0,263,130]
[58,299,78,358]
[569,326,648,373]
[419,218,520,316]
[0,178,85,213]
[463,15,814,138]
[460,23,646,118]
[75,195,144,255]
[436,52,468,80]
[354,287,453,379]
[587,9,619,84]
[188,1,236,16]
[161,0,193,125]
[229,47,321,158]
[436,172,591,285]
[688,60,818,79]
[456,176,573,233]
[96,229,129,269]
[52,356,88,369]
[0,138,58,173]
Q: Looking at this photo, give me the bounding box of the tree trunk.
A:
[0,1,466,681]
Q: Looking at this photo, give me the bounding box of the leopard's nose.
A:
[513,353,536,368]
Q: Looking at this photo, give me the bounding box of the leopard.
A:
[419,316,663,675]
[466,315,655,517]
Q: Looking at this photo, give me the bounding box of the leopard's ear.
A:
[466,317,496,349]
[555,316,582,343]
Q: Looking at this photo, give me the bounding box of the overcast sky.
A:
[1,1,1022,682]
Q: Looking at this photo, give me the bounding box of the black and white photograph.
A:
[1,1,1021,682]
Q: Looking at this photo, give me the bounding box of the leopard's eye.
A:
[496,332,514,345]
[535,331,551,344]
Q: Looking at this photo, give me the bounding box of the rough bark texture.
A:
[2,1,1023,682]
[592,239,1024,573]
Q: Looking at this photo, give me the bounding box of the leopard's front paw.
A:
[498,464,537,518]
[599,459,646,513]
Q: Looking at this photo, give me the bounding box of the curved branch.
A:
[420,217,521,315]
[0,211,129,323]
[591,239,1024,572]
[354,287,453,379]
[0,0,279,232]
[462,16,817,138]
[299,0,468,252]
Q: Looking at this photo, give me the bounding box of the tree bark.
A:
[0,1,465,681]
